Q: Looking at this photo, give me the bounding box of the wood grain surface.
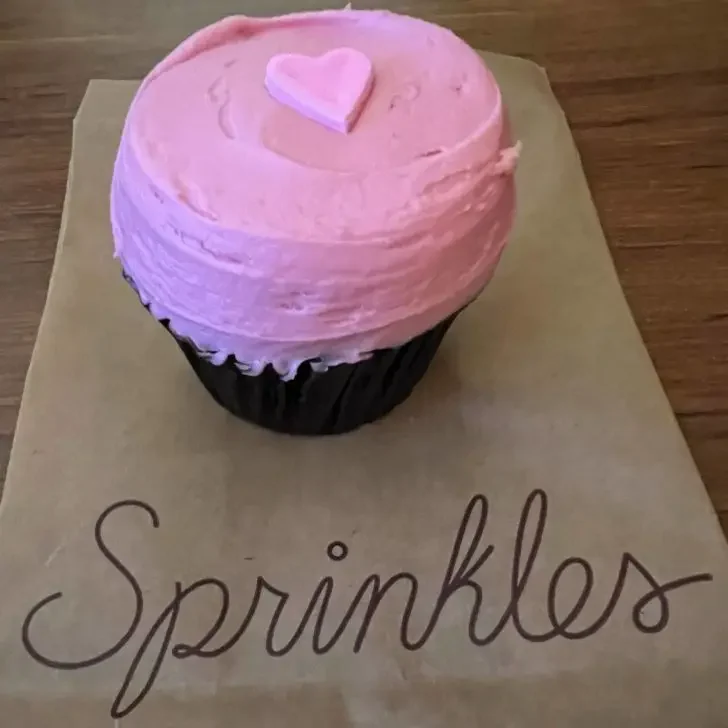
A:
[1,1,726,535]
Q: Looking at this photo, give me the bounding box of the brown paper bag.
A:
[1,52,727,727]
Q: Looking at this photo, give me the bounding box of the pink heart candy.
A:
[265,47,375,134]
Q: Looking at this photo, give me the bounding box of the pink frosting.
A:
[111,10,518,378]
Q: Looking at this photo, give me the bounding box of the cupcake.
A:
[110,10,519,435]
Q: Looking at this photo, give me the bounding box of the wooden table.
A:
[1,0,726,536]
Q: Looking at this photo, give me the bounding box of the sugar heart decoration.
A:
[265,47,375,134]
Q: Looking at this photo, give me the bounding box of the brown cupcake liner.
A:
[123,271,457,435]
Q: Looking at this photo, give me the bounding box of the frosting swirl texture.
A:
[111,11,518,376]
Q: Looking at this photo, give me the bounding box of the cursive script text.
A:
[21,491,713,719]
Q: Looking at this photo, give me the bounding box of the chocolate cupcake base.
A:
[164,315,456,436]
[125,269,457,435]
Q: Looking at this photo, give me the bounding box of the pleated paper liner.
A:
[124,269,458,435]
